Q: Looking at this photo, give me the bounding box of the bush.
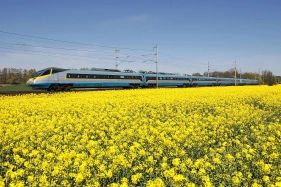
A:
[268,76,276,86]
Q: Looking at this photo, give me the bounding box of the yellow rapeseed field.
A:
[1,85,281,187]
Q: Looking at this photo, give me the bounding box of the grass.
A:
[0,84,32,92]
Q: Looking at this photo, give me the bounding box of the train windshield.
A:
[32,69,51,78]
[32,70,45,78]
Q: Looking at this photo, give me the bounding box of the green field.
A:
[0,84,32,92]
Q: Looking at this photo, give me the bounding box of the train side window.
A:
[120,76,124,79]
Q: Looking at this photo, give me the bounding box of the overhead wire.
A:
[159,52,207,66]
[0,46,115,62]
[0,30,154,51]
[0,30,237,73]
[0,41,116,56]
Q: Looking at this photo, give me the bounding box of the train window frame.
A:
[66,73,143,80]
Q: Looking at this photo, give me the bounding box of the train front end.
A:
[26,67,54,90]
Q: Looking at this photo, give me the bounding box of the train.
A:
[26,67,259,91]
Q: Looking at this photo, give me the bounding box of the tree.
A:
[192,72,201,76]
[276,76,281,84]
[23,69,29,82]
[262,70,276,86]
[0,69,2,84]
[242,72,256,79]
[2,68,8,84]
[28,69,37,79]
[124,69,134,73]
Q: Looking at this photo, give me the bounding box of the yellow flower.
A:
[262,175,270,183]
[147,177,166,187]
[131,173,142,184]
[275,182,281,187]
[1,85,281,186]
[172,158,181,167]
[27,175,34,183]
[75,173,84,184]
[213,157,221,164]
[232,176,239,185]
[173,174,186,182]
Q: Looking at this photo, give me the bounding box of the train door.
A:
[51,69,59,83]
[54,73,59,83]
[142,73,146,87]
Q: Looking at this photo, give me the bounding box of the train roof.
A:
[90,68,121,72]
[67,69,142,75]
[145,72,176,75]
[144,73,190,77]
[36,67,69,72]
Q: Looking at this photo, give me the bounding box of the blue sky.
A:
[0,0,281,75]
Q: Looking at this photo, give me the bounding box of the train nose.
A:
[26,78,35,86]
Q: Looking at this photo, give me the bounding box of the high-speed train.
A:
[26,67,259,90]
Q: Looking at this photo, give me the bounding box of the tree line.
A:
[194,68,279,86]
[0,68,36,84]
[0,67,279,86]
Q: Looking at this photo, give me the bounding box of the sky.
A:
[0,0,281,75]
